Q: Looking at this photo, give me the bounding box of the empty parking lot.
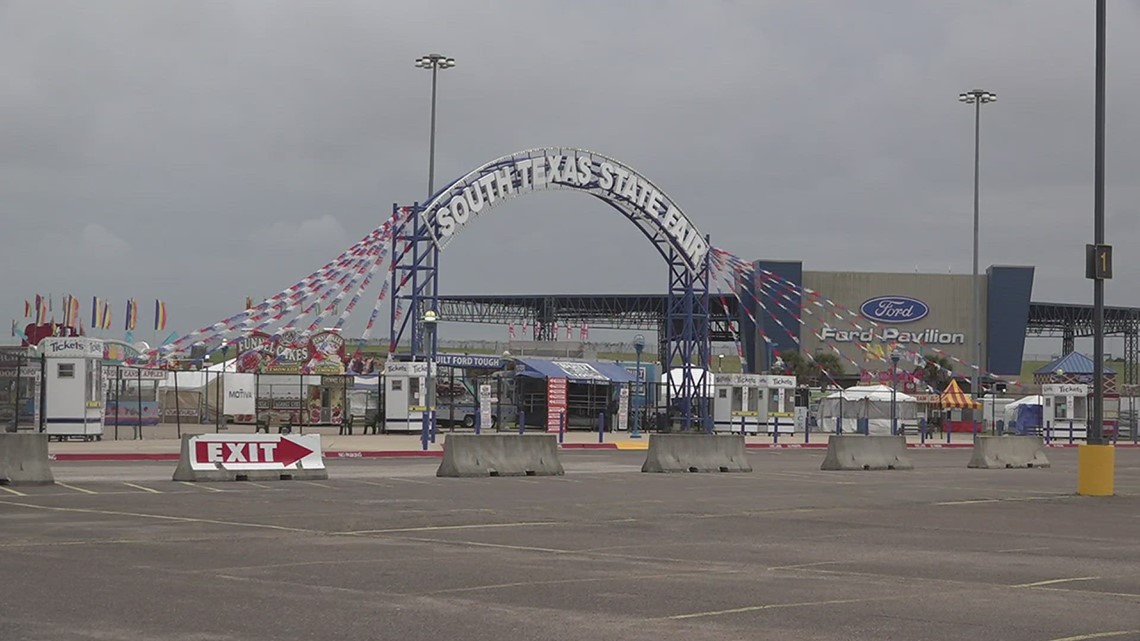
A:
[2,448,1138,641]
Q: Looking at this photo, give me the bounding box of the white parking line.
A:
[56,482,98,495]
[122,482,162,494]
[0,485,27,497]
[179,482,224,492]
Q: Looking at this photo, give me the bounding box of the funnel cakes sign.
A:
[235,330,348,374]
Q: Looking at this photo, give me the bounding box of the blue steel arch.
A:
[389,147,712,431]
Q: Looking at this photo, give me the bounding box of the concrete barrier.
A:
[172,434,328,482]
[436,434,564,477]
[0,433,54,485]
[641,434,751,473]
[968,436,1050,469]
[820,435,913,471]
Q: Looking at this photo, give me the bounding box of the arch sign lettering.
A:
[418,148,709,273]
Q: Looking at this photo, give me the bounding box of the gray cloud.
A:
[3,0,1139,344]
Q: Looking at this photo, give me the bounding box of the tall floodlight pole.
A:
[1079,0,1115,496]
[415,53,456,198]
[414,54,454,432]
[1091,1,1107,446]
[958,89,997,416]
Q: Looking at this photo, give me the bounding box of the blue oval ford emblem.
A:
[859,296,929,324]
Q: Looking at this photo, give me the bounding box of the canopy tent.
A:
[940,380,981,410]
[817,385,917,435]
[1002,395,1044,434]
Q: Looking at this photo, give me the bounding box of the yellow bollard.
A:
[1077,444,1115,496]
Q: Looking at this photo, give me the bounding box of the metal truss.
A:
[388,203,439,360]
[1028,301,1140,385]
[1026,302,1140,337]
[391,148,717,432]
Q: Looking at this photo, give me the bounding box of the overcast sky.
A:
[4,1,1139,354]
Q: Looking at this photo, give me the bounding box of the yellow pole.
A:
[1077,444,1115,496]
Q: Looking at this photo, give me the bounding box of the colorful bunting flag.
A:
[154,299,167,331]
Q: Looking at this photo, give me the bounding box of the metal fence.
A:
[0,351,43,433]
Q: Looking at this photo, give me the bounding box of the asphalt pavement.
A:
[1,448,1138,641]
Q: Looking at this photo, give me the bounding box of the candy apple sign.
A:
[418,148,709,273]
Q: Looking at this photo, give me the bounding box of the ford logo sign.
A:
[860,296,929,324]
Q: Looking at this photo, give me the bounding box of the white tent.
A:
[817,384,918,434]
[660,367,715,397]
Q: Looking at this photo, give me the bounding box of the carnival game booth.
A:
[39,337,105,441]
[510,358,636,431]
[940,379,982,433]
[816,384,917,435]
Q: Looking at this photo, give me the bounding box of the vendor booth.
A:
[760,374,797,434]
[712,373,763,433]
[511,358,636,431]
[711,373,798,435]
[940,380,982,433]
[39,337,105,441]
[817,384,917,435]
[383,360,433,433]
[1042,383,1089,440]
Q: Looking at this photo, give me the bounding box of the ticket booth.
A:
[759,375,797,435]
[40,337,105,441]
[712,373,764,434]
[1042,383,1089,440]
[383,360,434,433]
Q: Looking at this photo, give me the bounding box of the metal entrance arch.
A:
[388,147,712,431]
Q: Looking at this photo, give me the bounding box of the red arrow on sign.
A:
[194,437,314,467]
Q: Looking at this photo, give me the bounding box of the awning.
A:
[515,358,635,384]
[940,379,981,409]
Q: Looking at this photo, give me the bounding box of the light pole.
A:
[415,53,456,198]
[632,334,646,438]
[959,88,996,414]
[890,351,901,436]
[421,309,438,450]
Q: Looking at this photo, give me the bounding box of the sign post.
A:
[478,383,491,434]
[546,378,567,433]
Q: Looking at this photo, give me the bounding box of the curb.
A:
[46,441,1140,462]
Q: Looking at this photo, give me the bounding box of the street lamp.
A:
[421,309,438,450]
[890,351,901,436]
[415,53,456,198]
[958,88,996,418]
[632,334,646,438]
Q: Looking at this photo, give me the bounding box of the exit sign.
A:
[1086,244,1113,280]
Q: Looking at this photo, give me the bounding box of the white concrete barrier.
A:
[436,434,564,477]
[641,434,751,473]
[968,436,1050,469]
[820,435,913,471]
[0,433,54,485]
[172,434,328,482]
